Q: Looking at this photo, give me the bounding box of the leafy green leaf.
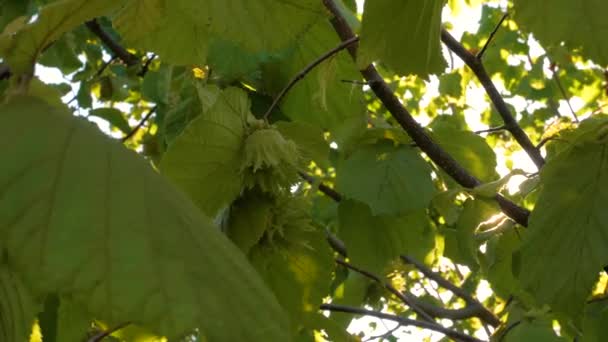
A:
[249,195,333,328]
[0,265,39,342]
[516,117,608,317]
[444,198,499,270]
[503,320,568,342]
[358,0,446,77]
[114,0,323,66]
[261,20,366,144]
[226,191,273,254]
[432,122,499,182]
[337,142,435,216]
[0,0,123,74]
[161,87,248,216]
[513,0,608,66]
[338,200,436,273]
[483,228,525,299]
[581,300,608,342]
[0,96,289,340]
[88,108,131,134]
[275,121,330,168]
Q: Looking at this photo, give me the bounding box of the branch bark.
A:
[86,19,138,67]
[320,304,486,342]
[400,255,500,327]
[0,63,11,80]
[440,29,545,170]
[321,0,530,227]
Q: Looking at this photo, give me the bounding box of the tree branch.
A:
[298,171,342,202]
[263,36,359,119]
[122,106,158,142]
[474,126,506,135]
[336,259,436,322]
[321,0,531,227]
[440,29,545,170]
[320,304,486,342]
[86,19,138,67]
[551,67,579,123]
[88,322,130,342]
[476,13,509,60]
[400,255,500,327]
[0,63,11,80]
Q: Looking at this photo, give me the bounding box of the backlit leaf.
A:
[161,87,248,216]
[338,200,436,273]
[358,0,446,77]
[337,141,435,216]
[516,117,608,317]
[0,96,289,340]
[0,0,123,74]
[513,0,608,66]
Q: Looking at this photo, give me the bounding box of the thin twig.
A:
[341,79,368,85]
[552,68,579,122]
[363,324,400,341]
[400,256,500,327]
[320,304,486,342]
[88,322,131,342]
[263,36,359,119]
[0,63,11,80]
[476,13,509,60]
[474,126,506,135]
[86,19,138,67]
[301,175,500,326]
[138,54,157,77]
[298,171,342,202]
[336,259,436,322]
[441,29,545,171]
[322,0,531,227]
[122,106,158,142]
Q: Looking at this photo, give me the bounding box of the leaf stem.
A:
[263,36,359,119]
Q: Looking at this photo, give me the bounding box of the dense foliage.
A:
[1,0,607,341]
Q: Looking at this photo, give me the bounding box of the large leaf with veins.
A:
[0,96,289,341]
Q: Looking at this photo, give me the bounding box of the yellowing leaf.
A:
[0,97,289,340]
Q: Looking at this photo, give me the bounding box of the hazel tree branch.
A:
[321,0,531,227]
[122,106,158,142]
[299,173,501,327]
[335,259,436,323]
[400,255,500,327]
[88,322,131,342]
[0,63,11,80]
[337,259,500,327]
[476,13,509,60]
[440,29,545,170]
[320,304,486,342]
[86,19,139,67]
